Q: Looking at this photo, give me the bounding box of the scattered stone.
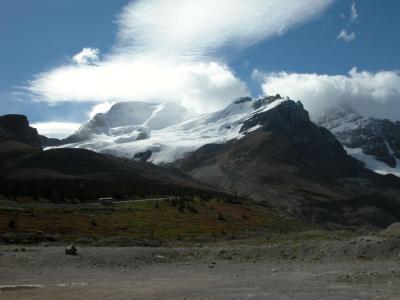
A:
[8,219,16,229]
[381,223,400,238]
[65,245,78,256]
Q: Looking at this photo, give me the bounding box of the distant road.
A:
[88,197,169,205]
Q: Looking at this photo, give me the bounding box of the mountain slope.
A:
[3,147,210,191]
[173,100,400,227]
[0,114,217,199]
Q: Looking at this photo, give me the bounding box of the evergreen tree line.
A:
[0,177,225,203]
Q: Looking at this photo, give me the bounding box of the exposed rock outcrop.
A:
[0,115,42,149]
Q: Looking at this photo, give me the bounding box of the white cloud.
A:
[32,122,81,139]
[337,29,356,42]
[87,102,115,119]
[255,68,400,121]
[116,0,334,60]
[72,48,100,65]
[30,61,248,114]
[350,1,359,23]
[29,0,333,114]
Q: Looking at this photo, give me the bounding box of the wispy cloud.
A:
[86,101,115,119]
[337,29,356,42]
[254,68,400,121]
[28,0,334,114]
[350,1,359,23]
[115,0,335,60]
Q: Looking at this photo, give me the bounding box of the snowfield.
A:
[345,147,400,177]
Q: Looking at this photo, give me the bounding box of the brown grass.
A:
[0,198,302,243]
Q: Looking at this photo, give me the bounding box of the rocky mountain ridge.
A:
[173,99,400,227]
[0,114,42,149]
[318,106,400,176]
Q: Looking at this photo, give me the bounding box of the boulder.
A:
[65,245,78,255]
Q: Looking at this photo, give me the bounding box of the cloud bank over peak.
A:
[30,60,248,114]
[255,68,400,121]
[28,0,333,114]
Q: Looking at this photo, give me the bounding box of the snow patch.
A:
[345,147,400,177]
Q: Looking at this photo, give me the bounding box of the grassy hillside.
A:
[0,198,307,245]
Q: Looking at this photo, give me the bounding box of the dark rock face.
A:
[240,101,358,176]
[233,97,252,104]
[0,115,42,149]
[133,150,153,162]
[251,94,282,110]
[319,109,400,168]
[39,135,63,147]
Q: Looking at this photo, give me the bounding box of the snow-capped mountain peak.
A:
[56,94,289,164]
[65,101,191,143]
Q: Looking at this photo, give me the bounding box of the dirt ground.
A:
[1,238,400,300]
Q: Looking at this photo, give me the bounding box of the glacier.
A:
[53,96,288,164]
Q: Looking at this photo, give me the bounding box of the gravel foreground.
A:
[1,240,400,300]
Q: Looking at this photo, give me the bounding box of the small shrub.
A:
[186,203,198,213]
[177,201,185,212]
[8,219,16,229]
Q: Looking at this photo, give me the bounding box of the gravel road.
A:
[1,241,400,299]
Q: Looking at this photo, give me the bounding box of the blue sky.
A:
[1,0,400,137]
